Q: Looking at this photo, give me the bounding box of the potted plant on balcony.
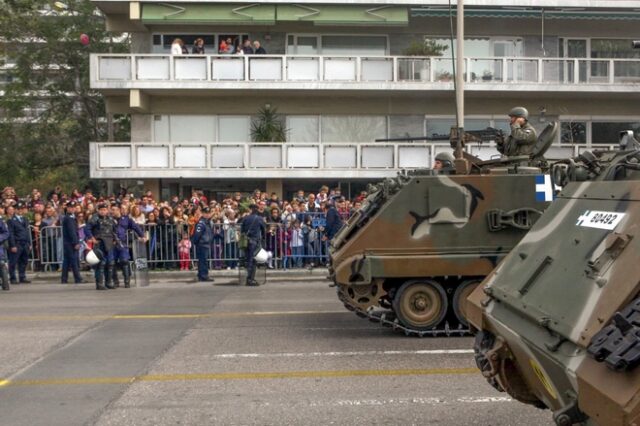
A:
[250,105,288,142]
[436,71,453,82]
[482,70,494,81]
[402,38,446,81]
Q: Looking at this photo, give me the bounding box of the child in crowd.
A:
[178,233,192,271]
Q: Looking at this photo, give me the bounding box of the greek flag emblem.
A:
[535,175,554,202]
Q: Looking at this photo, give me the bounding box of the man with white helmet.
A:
[241,203,266,286]
[499,106,537,157]
[85,203,118,290]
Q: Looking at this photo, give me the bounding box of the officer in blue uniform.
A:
[0,206,11,290]
[7,203,31,284]
[60,201,83,284]
[241,203,266,286]
[191,207,214,282]
[85,203,118,290]
[111,204,145,288]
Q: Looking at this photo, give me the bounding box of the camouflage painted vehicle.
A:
[468,135,640,425]
[328,122,558,336]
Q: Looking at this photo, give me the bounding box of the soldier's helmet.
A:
[435,152,455,168]
[508,106,529,119]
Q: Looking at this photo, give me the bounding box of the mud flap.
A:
[132,240,149,287]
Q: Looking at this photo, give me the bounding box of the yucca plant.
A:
[250,106,288,142]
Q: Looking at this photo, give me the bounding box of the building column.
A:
[266,179,283,200]
[143,179,161,200]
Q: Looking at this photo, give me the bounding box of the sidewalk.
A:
[24,267,330,284]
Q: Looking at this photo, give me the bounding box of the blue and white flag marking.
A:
[535,175,554,202]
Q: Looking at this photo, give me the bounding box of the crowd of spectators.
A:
[0,185,368,271]
[170,37,267,55]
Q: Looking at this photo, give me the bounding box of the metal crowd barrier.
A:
[30,217,335,271]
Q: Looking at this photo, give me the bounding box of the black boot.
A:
[112,264,120,288]
[105,264,115,289]
[122,263,131,288]
[95,266,107,290]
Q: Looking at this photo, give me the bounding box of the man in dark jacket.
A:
[112,205,145,288]
[7,203,31,284]
[191,207,214,282]
[85,203,118,290]
[0,208,10,290]
[323,199,343,241]
[61,201,83,284]
[241,204,266,286]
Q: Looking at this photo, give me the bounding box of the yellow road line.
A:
[0,310,347,322]
[0,368,477,387]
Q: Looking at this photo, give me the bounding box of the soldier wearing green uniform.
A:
[499,106,537,157]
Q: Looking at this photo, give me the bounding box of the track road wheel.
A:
[392,279,448,331]
[453,279,482,327]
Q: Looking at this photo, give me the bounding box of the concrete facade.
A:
[90,1,640,199]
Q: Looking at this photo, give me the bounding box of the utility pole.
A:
[454,0,468,172]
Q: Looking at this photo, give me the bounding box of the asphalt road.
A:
[0,277,552,426]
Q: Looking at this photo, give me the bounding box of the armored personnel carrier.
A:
[468,133,640,425]
[328,122,558,336]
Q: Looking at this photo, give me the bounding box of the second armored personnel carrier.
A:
[328,122,558,336]
[467,135,640,425]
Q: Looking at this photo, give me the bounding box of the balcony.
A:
[89,141,616,179]
[91,54,640,93]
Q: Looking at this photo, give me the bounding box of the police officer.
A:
[85,203,118,290]
[60,201,83,284]
[192,207,214,282]
[433,152,455,171]
[112,205,145,288]
[7,203,31,284]
[241,204,266,286]
[498,107,537,157]
[0,207,10,290]
[322,199,343,242]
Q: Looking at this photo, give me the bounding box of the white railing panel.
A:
[212,145,244,168]
[99,57,131,80]
[397,58,430,81]
[137,57,170,80]
[137,146,169,168]
[287,146,319,168]
[324,58,356,81]
[175,57,207,80]
[99,146,131,168]
[212,58,244,80]
[361,146,393,168]
[287,58,319,81]
[325,146,357,168]
[175,146,207,168]
[249,145,282,168]
[398,146,430,169]
[545,146,576,160]
[467,145,500,161]
[249,58,282,81]
[361,59,393,82]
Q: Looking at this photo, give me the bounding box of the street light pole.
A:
[456,0,464,131]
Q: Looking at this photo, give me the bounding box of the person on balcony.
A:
[171,38,185,55]
[241,39,254,55]
[253,40,266,54]
[192,38,205,55]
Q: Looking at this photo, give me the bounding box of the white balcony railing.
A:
[90,141,617,179]
[92,54,640,88]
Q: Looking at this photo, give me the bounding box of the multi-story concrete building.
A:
[90,0,640,200]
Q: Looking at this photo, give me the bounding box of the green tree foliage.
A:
[250,106,288,142]
[402,38,447,56]
[0,0,129,194]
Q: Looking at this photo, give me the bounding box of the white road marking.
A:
[307,396,513,408]
[207,349,474,359]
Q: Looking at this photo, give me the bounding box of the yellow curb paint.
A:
[0,368,477,388]
[0,310,347,322]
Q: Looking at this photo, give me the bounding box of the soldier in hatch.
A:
[498,106,537,157]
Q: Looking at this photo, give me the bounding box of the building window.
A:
[321,116,387,142]
[592,121,640,144]
[389,116,425,140]
[287,116,319,142]
[286,35,388,56]
[219,116,250,142]
[426,118,492,140]
[561,122,587,144]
